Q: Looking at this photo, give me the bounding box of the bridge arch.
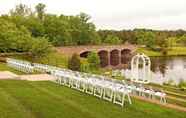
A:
[121,49,131,64]
[110,49,120,66]
[98,50,109,67]
[80,51,91,58]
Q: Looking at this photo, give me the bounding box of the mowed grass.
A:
[0,62,25,75]
[12,52,68,68]
[0,80,185,118]
[137,47,186,57]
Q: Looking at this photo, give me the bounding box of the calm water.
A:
[121,56,186,85]
[150,56,186,85]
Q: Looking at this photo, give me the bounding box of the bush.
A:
[68,53,81,71]
[161,48,168,55]
[29,37,52,59]
[178,79,186,88]
[87,52,100,70]
[80,61,90,72]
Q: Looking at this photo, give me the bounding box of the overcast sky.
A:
[1,0,186,30]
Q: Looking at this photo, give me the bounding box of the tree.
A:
[0,18,32,52]
[25,16,45,37]
[104,34,122,44]
[135,29,156,48]
[35,3,46,20]
[10,3,33,17]
[43,14,73,46]
[178,34,186,46]
[164,37,178,48]
[69,13,101,45]
[29,37,52,59]
[87,52,100,69]
[68,53,81,71]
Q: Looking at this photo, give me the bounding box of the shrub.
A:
[87,52,100,70]
[80,61,90,72]
[29,37,52,59]
[161,48,168,55]
[68,53,81,71]
[178,79,186,89]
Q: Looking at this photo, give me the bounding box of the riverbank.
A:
[137,47,186,57]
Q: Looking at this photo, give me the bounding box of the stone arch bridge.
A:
[56,44,137,68]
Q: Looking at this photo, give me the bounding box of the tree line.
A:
[1,3,186,57]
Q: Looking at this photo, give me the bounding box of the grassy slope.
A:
[137,47,186,57]
[0,80,185,118]
[0,62,24,75]
[11,52,68,68]
[148,83,186,107]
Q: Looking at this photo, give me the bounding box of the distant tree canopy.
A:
[104,34,122,45]
[2,3,102,46]
[0,18,52,58]
[1,3,186,56]
[98,29,186,47]
[135,29,156,48]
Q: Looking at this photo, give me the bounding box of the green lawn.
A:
[0,62,25,75]
[0,80,185,118]
[11,52,68,68]
[137,47,186,57]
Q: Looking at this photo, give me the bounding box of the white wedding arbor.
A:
[131,53,151,84]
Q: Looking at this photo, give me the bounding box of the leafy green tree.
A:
[178,34,186,46]
[135,29,156,48]
[0,18,31,52]
[87,52,100,69]
[68,53,81,71]
[25,16,45,37]
[104,34,122,44]
[35,3,46,20]
[43,14,73,46]
[69,13,100,45]
[29,37,52,59]
[164,37,178,48]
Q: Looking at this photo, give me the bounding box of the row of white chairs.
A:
[126,83,166,103]
[6,58,166,104]
[53,70,132,107]
[7,58,34,73]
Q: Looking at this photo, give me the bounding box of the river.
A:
[121,56,186,85]
[150,56,186,85]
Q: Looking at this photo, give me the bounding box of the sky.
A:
[0,0,186,30]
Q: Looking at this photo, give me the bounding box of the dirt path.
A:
[20,74,55,81]
[132,95,186,112]
[1,71,186,112]
[167,95,186,103]
[0,71,19,79]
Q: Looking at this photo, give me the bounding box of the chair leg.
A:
[103,89,113,102]
[127,94,132,104]
[94,86,102,98]
[86,84,94,94]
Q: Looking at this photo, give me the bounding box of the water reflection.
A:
[149,56,186,85]
[120,56,186,85]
